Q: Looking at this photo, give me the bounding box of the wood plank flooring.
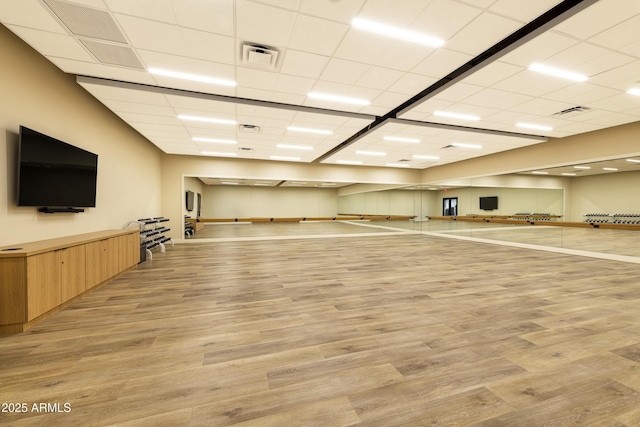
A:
[2,233,640,425]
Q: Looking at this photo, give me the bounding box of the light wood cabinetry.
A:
[0,229,139,334]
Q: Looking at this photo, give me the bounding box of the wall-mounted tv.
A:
[186,190,195,211]
[479,196,498,210]
[17,126,98,209]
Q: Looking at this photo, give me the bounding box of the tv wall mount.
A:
[38,207,85,213]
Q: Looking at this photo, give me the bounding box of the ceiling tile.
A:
[0,0,67,33]
[236,0,296,47]
[171,0,234,36]
[320,58,369,85]
[8,26,95,62]
[289,14,350,57]
[105,0,175,23]
[280,50,329,79]
[180,28,235,65]
[298,0,366,23]
[444,12,521,55]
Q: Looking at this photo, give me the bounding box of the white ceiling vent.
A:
[241,42,280,70]
[43,0,128,44]
[553,106,590,116]
[80,39,144,70]
[238,124,261,133]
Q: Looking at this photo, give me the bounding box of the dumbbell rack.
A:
[137,217,173,260]
[583,213,640,224]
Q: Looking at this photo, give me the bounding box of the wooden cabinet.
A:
[0,229,139,334]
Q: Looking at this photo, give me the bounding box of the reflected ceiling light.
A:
[528,63,588,82]
[574,166,591,169]
[356,150,386,156]
[434,111,480,121]
[451,142,482,149]
[201,151,237,157]
[291,181,308,185]
[412,154,440,160]
[307,92,370,106]
[351,18,445,47]
[626,159,640,163]
[270,155,301,161]
[221,181,239,185]
[384,136,420,143]
[254,183,271,186]
[532,171,548,175]
[287,126,333,135]
[627,88,640,96]
[516,122,553,131]
[193,137,236,144]
[276,144,314,150]
[149,68,236,87]
[320,183,336,186]
[386,163,410,168]
[336,160,363,165]
[603,167,618,171]
[561,173,577,176]
[179,115,237,125]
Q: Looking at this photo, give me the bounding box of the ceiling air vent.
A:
[238,147,254,152]
[241,42,281,70]
[43,0,127,43]
[79,39,144,69]
[238,124,261,133]
[397,159,410,162]
[553,106,590,116]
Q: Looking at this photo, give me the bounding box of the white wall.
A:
[201,185,338,218]
[0,27,162,246]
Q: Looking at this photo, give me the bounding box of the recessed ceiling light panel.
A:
[193,137,237,144]
[434,111,480,121]
[528,63,588,82]
[149,68,236,87]
[179,115,237,125]
[336,160,363,165]
[277,144,313,150]
[307,92,370,106]
[413,154,440,160]
[516,122,553,131]
[351,18,445,47]
[384,136,420,143]
[287,126,332,135]
[451,142,482,149]
[356,150,386,156]
[201,151,238,157]
[627,88,640,96]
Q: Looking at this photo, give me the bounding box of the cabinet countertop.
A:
[0,229,139,258]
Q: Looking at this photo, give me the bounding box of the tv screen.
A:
[479,196,498,210]
[17,126,98,208]
[186,190,194,211]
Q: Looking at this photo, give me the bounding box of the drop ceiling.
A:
[2,0,640,171]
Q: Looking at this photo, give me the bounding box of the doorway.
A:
[443,197,458,216]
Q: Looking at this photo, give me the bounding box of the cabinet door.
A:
[104,237,120,279]
[26,252,61,321]
[60,245,86,301]
[118,233,139,271]
[0,258,27,324]
[85,240,106,289]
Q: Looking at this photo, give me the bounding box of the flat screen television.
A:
[186,190,195,211]
[479,196,498,210]
[17,126,98,208]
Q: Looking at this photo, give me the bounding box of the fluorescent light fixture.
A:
[221,181,239,185]
[320,183,336,186]
[451,142,482,149]
[386,163,410,168]
[574,166,591,169]
[270,155,301,161]
[200,151,237,157]
[603,167,618,171]
[351,18,445,47]
[434,111,480,121]
[384,136,420,143]
[307,92,370,106]
[336,160,363,165]
[149,68,236,87]
[276,144,314,151]
[291,181,308,185]
[528,63,588,82]
[356,150,386,156]
[193,137,236,144]
[627,88,640,96]
[287,126,333,135]
[561,173,577,176]
[532,171,548,175]
[178,115,237,125]
[412,154,440,160]
[516,122,553,131]
[626,159,640,163]
[254,183,271,186]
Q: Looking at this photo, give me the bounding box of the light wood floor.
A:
[3,234,640,426]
